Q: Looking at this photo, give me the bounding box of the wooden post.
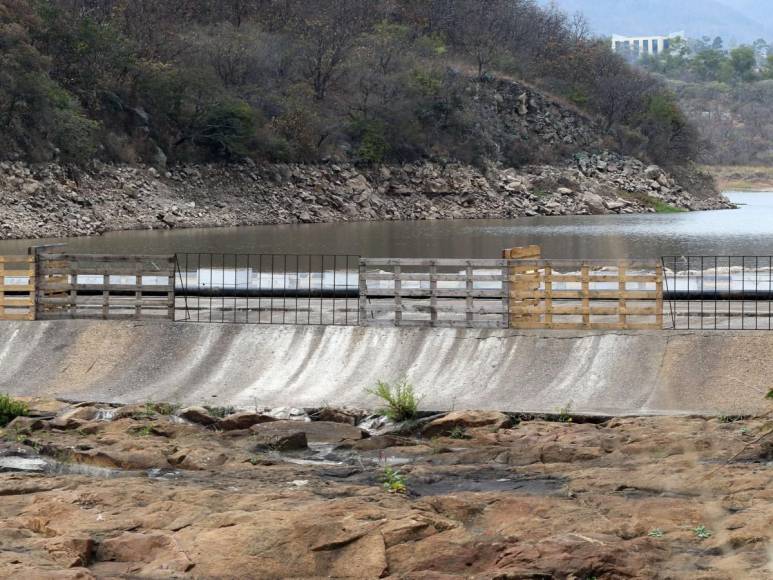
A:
[102,271,109,320]
[393,264,402,326]
[581,263,590,327]
[544,264,553,327]
[466,263,474,327]
[655,263,664,329]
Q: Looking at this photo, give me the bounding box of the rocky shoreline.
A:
[1,398,770,578]
[0,152,732,241]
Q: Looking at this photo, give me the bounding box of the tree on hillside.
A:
[730,46,757,82]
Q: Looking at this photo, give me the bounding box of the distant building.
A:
[611,32,685,58]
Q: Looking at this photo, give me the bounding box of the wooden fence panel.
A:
[36,254,175,321]
[0,255,36,321]
[507,258,663,330]
[360,258,509,328]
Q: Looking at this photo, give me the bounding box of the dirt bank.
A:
[706,165,773,192]
[0,153,731,241]
[1,399,770,578]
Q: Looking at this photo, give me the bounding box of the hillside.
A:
[544,0,772,42]
[3,0,697,169]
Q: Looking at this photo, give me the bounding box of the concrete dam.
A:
[0,320,768,416]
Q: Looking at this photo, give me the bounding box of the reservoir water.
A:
[1,191,771,259]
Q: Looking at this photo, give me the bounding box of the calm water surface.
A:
[1,191,771,259]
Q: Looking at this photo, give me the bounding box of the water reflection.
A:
[1,192,771,259]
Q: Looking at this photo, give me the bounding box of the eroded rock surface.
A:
[0,400,770,578]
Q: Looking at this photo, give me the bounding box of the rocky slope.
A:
[1,399,771,578]
[0,152,731,241]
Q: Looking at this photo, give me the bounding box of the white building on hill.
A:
[611,32,685,57]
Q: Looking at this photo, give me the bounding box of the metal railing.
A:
[174,253,360,325]
[662,256,773,330]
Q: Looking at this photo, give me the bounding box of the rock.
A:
[216,411,276,431]
[422,410,513,437]
[582,192,607,215]
[97,532,193,574]
[45,537,94,568]
[604,198,629,211]
[265,407,310,422]
[5,416,48,432]
[178,406,217,427]
[314,407,362,425]
[644,165,663,180]
[51,406,99,429]
[251,420,366,444]
[252,430,308,452]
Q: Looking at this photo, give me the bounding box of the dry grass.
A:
[703,164,773,191]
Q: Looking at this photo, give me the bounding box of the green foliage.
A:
[350,118,390,164]
[692,524,712,540]
[204,405,236,419]
[766,388,773,400]
[648,528,665,538]
[0,394,28,427]
[194,100,259,158]
[449,426,469,440]
[366,379,421,422]
[381,466,407,494]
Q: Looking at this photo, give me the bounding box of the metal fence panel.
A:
[175,253,360,326]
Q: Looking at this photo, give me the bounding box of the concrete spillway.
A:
[0,320,769,416]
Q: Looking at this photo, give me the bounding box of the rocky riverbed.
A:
[0,399,770,578]
[0,152,732,241]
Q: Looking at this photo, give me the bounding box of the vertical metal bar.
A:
[429,260,438,326]
[686,257,690,330]
[617,261,626,329]
[308,255,312,325]
[545,263,554,328]
[714,256,718,330]
[700,256,704,330]
[270,255,275,324]
[769,256,772,330]
[221,253,225,324]
[358,258,367,326]
[295,255,300,325]
[756,256,759,330]
[319,255,324,325]
[728,257,731,330]
[581,263,590,328]
[466,263,474,327]
[333,254,338,326]
[741,256,745,330]
[246,254,251,324]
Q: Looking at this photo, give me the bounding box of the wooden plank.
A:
[40,253,175,262]
[372,319,506,329]
[0,256,35,263]
[365,303,506,314]
[358,261,368,324]
[503,245,541,260]
[364,272,506,282]
[366,288,507,298]
[363,258,510,267]
[655,264,664,329]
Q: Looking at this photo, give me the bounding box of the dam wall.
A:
[0,320,769,416]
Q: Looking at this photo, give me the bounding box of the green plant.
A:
[0,394,29,427]
[448,426,469,440]
[153,402,179,416]
[365,380,421,422]
[132,425,153,437]
[648,528,665,538]
[766,388,772,400]
[381,467,407,494]
[204,406,236,419]
[552,404,573,423]
[693,524,712,540]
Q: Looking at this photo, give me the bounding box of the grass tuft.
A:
[365,379,421,422]
[0,394,28,428]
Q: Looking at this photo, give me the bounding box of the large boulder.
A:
[422,411,513,438]
[178,406,217,427]
[216,411,276,431]
[251,420,366,444]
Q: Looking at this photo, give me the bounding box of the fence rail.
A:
[360,258,510,328]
